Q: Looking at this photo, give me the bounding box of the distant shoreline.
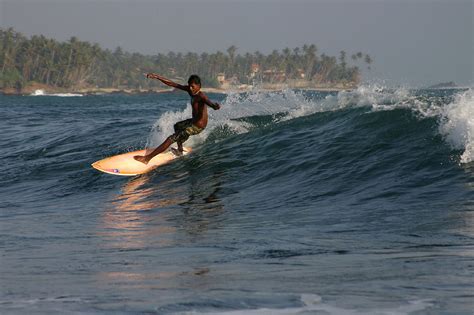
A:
[0,83,350,96]
[2,83,471,97]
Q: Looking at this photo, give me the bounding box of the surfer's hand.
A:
[213,103,221,110]
[145,73,158,79]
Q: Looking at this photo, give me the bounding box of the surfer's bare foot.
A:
[170,147,183,156]
[134,155,149,164]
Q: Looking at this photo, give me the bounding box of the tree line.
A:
[0,27,372,90]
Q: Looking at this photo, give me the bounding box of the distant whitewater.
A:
[30,89,83,97]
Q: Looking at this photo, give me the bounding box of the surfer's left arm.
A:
[145,73,188,91]
[201,94,221,110]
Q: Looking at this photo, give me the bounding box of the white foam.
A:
[175,294,433,315]
[439,89,474,163]
[145,89,318,150]
[281,85,429,121]
[50,93,83,97]
[31,89,46,96]
[324,85,439,116]
[145,86,418,147]
[29,89,83,97]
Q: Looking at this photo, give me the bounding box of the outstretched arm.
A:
[201,94,221,110]
[145,73,188,92]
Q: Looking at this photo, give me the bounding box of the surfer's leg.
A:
[134,120,193,164]
[172,120,194,155]
[134,136,174,164]
[175,124,203,156]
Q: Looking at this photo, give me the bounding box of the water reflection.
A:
[98,168,227,249]
[96,169,227,290]
[98,174,187,250]
[111,174,187,211]
[175,171,226,238]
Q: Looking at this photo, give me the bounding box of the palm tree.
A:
[304,44,317,79]
[226,45,237,69]
[0,27,370,90]
[1,27,20,73]
[364,54,372,70]
[44,39,57,85]
[63,36,79,86]
[339,50,347,70]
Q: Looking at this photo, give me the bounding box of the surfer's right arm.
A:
[145,73,188,92]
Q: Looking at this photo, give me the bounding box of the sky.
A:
[0,0,472,87]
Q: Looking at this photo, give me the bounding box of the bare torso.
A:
[189,91,209,129]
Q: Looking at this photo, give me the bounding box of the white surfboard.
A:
[91,147,191,176]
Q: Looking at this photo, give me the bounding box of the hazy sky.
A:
[1,0,472,87]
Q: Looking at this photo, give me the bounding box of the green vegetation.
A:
[0,28,373,91]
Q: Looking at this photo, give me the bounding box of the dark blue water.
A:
[1,87,473,314]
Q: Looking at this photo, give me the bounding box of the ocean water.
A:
[0,87,473,314]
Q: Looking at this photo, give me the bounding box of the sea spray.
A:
[145,89,317,150]
[145,86,417,148]
[439,89,474,163]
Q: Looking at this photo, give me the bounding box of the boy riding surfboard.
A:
[134,73,221,164]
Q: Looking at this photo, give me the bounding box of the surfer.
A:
[134,73,221,164]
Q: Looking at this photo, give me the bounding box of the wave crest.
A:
[145,86,473,163]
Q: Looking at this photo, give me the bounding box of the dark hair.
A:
[188,74,201,86]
